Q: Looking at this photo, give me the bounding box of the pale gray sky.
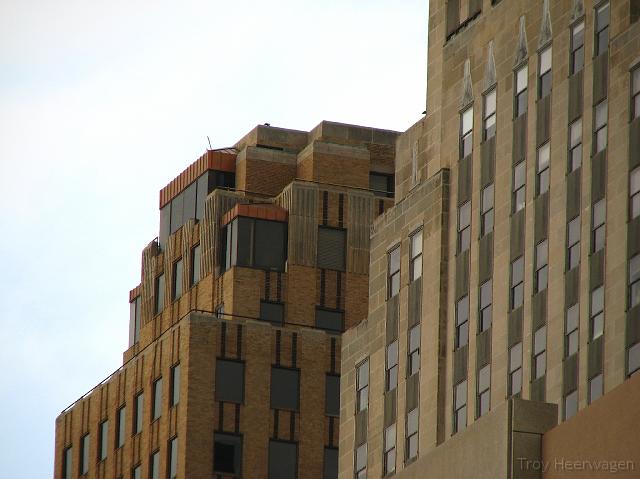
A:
[0,1,427,476]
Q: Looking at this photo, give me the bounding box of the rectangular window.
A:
[631,167,640,220]
[116,406,125,448]
[409,230,423,282]
[408,325,421,376]
[215,359,245,403]
[325,374,340,416]
[628,342,640,376]
[98,420,108,461]
[269,440,298,479]
[455,295,469,348]
[595,2,610,56]
[477,364,491,418]
[594,100,608,154]
[513,161,526,213]
[536,143,550,195]
[383,423,396,475]
[483,89,497,140]
[568,118,583,172]
[479,279,492,332]
[132,464,141,479]
[317,226,346,271]
[190,244,201,286]
[356,360,369,412]
[260,301,285,325]
[565,389,578,419]
[152,377,162,421]
[150,450,160,479]
[510,257,524,310]
[567,216,581,271]
[323,447,338,479]
[271,367,300,411]
[62,446,72,479]
[515,65,528,117]
[460,106,473,159]
[222,217,287,272]
[457,202,471,253]
[369,172,395,198]
[154,273,165,315]
[406,408,419,462]
[633,68,640,120]
[533,326,547,380]
[630,254,640,309]
[570,21,585,74]
[592,200,606,252]
[481,184,494,236]
[589,373,603,403]
[453,380,467,433]
[538,46,552,99]
[134,392,143,435]
[129,296,141,347]
[387,246,401,298]
[565,304,579,357]
[168,437,178,479]
[354,443,367,479]
[214,433,242,475]
[80,433,89,475]
[535,240,548,293]
[386,340,399,391]
[170,363,180,407]
[315,307,344,332]
[172,258,183,300]
[509,342,523,396]
[591,286,605,340]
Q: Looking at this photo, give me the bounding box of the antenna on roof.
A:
[207,136,212,149]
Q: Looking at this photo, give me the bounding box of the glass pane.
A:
[456,296,469,325]
[459,202,471,229]
[485,90,496,115]
[356,444,367,471]
[540,47,552,74]
[568,217,581,245]
[389,246,401,274]
[455,380,467,409]
[479,390,490,416]
[596,3,610,31]
[596,127,608,152]
[480,280,492,308]
[631,168,640,195]
[510,343,522,371]
[514,162,526,189]
[516,66,528,93]
[511,369,522,395]
[565,390,578,419]
[629,343,640,375]
[384,424,396,450]
[535,353,546,379]
[517,91,528,116]
[592,313,604,339]
[568,331,579,356]
[595,101,608,129]
[630,255,640,284]
[387,341,398,368]
[572,22,584,47]
[482,184,494,212]
[566,304,579,332]
[462,107,473,135]
[534,326,547,354]
[591,286,604,314]
[570,119,582,147]
[409,325,421,352]
[536,241,548,268]
[407,408,419,435]
[634,69,640,94]
[590,374,603,403]
[512,257,524,284]
[635,95,640,120]
[537,143,550,170]
[411,230,423,257]
[478,365,490,392]
[593,199,606,227]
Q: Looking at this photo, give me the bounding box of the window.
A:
[409,230,423,282]
[386,340,399,391]
[536,143,550,195]
[62,446,72,479]
[315,308,344,332]
[170,363,180,407]
[589,373,603,403]
[408,325,421,376]
[129,296,141,347]
[631,167,640,220]
[457,202,471,253]
[533,326,547,380]
[592,200,606,252]
[509,342,523,396]
[515,65,528,117]
[215,359,245,403]
[591,286,605,340]
[568,118,583,172]
[477,364,491,418]
[168,437,178,479]
[172,258,183,300]
[269,440,298,479]
[325,374,340,416]
[406,408,419,462]
[595,2,610,56]
[317,226,346,271]
[510,257,524,310]
[539,46,552,99]
[98,420,108,461]
[483,89,497,140]
[629,342,640,376]
[570,21,585,74]
[513,161,526,213]
[150,450,160,479]
[116,406,125,448]
[565,390,578,419]
[594,100,608,154]
[370,172,394,198]
[190,244,201,286]
[633,68,640,120]
[479,280,492,332]
[154,273,164,315]
[565,304,579,357]
[630,254,640,309]
[535,240,548,293]
[260,301,285,325]
[271,367,300,411]
[356,360,369,412]
[132,464,141,479]
[460,106,473,159]
[455,295,469,349]
[323,447,338,479]
[354,443,367,479]
[152,378,162,421]
[453,380,467,433]
[567,216,581,271]
[214,433,242,475]
[222,217,287,272]
[480,184,494,236]
[80,433,89,475]
[387,246,400,298]
[134,392,143,434]
[383,423,396,475]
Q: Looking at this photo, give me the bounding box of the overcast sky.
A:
[0,1,427,476]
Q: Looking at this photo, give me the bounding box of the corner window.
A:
[215,359,245,404]
[533,326,547,380]
[590,286,605,340]
[222,217,287,272]
[317,227,346,271]
[513,161,526,213]
[406,408,419,461]
[630,167,640,220]
[483,89,496,140]
[409,230,423,282]
[356,360,369,412]
[564,389,578,419]
[128,296,141,347]
[460,106,474,159]
[536,143,550,195]
[480,184,494,236]
[535,240,548,293]
[152,377,162,421]
[592,200,606,252]
[455,295,469,349]
[568,118,583,172]
[370,172,395,198]
[567,216,581,271]
[538,46,552,99]
[453,380,467,433]
[269,440,298,479]
[214,433,242,475]
[271,367,300,411]
[632,68,640,120]
[510,256,524,310]
[383,423,396,475]
[629,254,640,309]
[595,3,610,56]
[477,365,491,417]
[457,202,471,253]
[570,21,585,74]
[154,273,165,315]
[408,325,421,377]
[515,65,528,117]
[172,258,183,301]
[508,342,523,396]
[594,100,608,154]
[190,244,201,286]
[565,304,580,357]
[385,340,399,391]
[479,279,493,332]
[387,246,401,298]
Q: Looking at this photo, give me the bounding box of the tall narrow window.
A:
[116,406,126,448]
[134,392,143,434]
[513,161,526,213]
[565,304,579,357]
[408,325,421,376]
[533,326,547,379]
[168,437,178,479]
[630,167,640,220]
[479,279,492,332]
[62,446,72,479]
[457,202,471,253]
[480,184,494,236]
[515,65,528,117]
[568,118,583,172]
[453,380,467,433]
[590,286,605,340]
[594,2,610,56]
[592,200,606,252]
[477,364,491,417]
[565,389,578,419]
[98,420,108,461]
[589,373,603,403]
[628,342,640,376]
[388,246,400,298]
[129,296,141,347]
[567,216,581,271]
[535,240,548,293]
[536,143,550,195]
[406,408,419,462]
[409,230,423,282]
[538,46,552,99]
[483,89,497,140]
[455,295,469,349]
[154,273,165,315]
[354,444,367,479]
[570,21,585,74]
[132,464,141,479]
[510,256,524,310]
[80,433,89,475]
[356,360,369,412]
[190,244,201,286]
[383,423,396,475]
[152,378,162,421]
[629,254,640,309]
[214,433,242,475]
[386,340,399,391]
[150,450,160,479]
[170,363,180,407]
[594,100,608,154]
[460,106,473,159]
[509,342,523,396]
[172,258,183,300]
[632,68,640,120]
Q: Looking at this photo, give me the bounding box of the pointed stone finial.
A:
[538,0,553,48]
[484,41,497,91]
[514,16,529,66]
[570,0,585,23]
[460,59,474,108]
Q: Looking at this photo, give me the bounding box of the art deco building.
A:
[338,1,640,478]
[53,121,400,479]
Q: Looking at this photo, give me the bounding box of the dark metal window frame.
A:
[356,359,369,413]
[457,201,471,253]
[594,2,610,57]
[593,99,608,154]
[483,88,497,141]
[514,64,528,118]
[409,229,423,282]
[538,45,553,99]
[385,340,399,392]
[510,256,524,310]
[460,105,474,160]
[590,286,605,340]
[453,379,467,433]
[567,216,581,271]
[534,239,548,293]
[591,200,606,253]
[407,324,421,377]
[479,279,493,332]
[476,364,491,418]
[565,304,580,357]
[532,325,547,380]
[536,142,550,196]
[508,342,523,396]
[480,183,494,236]
[387,245,401,299]
[455,295,469,349]
[568,118,583,172]
[512,161,526,214]
[570,19,585,75]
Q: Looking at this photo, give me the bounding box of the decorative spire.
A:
[514,15,529,66]
[570,0,585,23]
[460,59,474,108]
[538,0,553,48]
[484,41,497,91]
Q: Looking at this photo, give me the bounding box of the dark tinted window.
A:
[154,274,164,315]
[260,301,284,324]
[80,434,89,474]
[152,378,162,420]
[315,308,344,332]
[190,244,201,286]
[182,181,197,221]
[255,219,287,270]
[129,296,141,347]
[215,359,245,403]
[214,433,242,475]
[223,217,287,272]
[369,172,394,198]
[196,172,209,221]
[159,204,171,248]
[62,446,72,479]
[325,374,340,416]
[269,440,298,479]
[99,420,108,460]
[317,227,346,271]
[323,447,338,479]
[172,259,183,300]
[117,406,125,448]
[213,170,236,189]
[170,193,183,235]
[170,363,180,407]
[271,367,300,411]
[134,392,143,434]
